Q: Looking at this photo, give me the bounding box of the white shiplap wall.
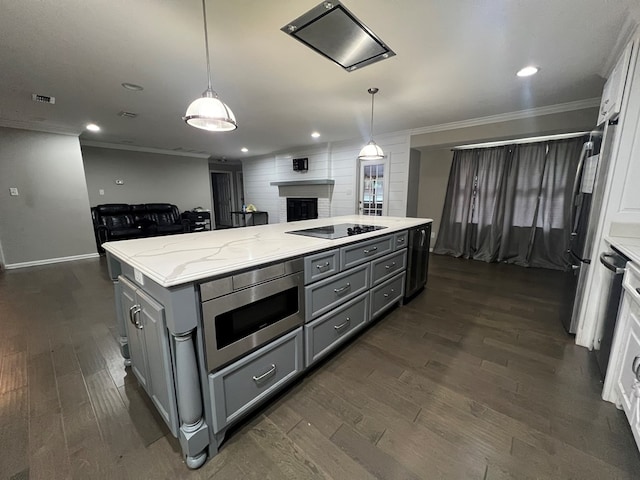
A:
[242,154,280,222]
[242,134,411,223]
[330,133,411,217]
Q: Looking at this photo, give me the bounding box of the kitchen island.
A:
[103,215,432,468]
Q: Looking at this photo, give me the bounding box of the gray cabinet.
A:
[340,235,394,270]
[304,249,340,285]
[305,263,370,320]
[208,328,303,433]
[371,250,407,287]
[119,276,179,436]
[371,272,406,320]
[304,292,369,366]
[394,230,408,250]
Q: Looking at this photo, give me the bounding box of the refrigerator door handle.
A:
[599,252,626,274]
[569,141,592,235]
[569,249,590,265]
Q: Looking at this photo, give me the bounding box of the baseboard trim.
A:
[4,253,100,270]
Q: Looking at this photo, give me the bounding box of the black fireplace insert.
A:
[287,198,318,222]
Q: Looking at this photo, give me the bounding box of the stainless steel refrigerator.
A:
[564,121,617,333]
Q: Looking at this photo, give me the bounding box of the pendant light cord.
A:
[369,91,375,141]
[201,0,213,91]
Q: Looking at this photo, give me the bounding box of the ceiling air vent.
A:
[118,111,138,118]
[31,93,55,104]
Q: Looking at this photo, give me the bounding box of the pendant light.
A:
[358,87,384,160]
[184,0,237,132]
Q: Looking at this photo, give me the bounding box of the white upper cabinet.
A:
[598,41,634,125]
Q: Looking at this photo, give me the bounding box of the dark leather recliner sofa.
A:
[91,203,189,251]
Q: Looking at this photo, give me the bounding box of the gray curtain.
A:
[434,136,586,270]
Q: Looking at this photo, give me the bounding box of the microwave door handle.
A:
[569,142,591,235]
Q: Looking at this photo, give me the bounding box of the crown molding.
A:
[80,140,210,158]
[0,118,79,136]
[406,98,600,137]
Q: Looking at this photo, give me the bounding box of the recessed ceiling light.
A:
[241,147,248,153]
[121,82,144,91]
[517,66,539,77]
[311,132,320,138]
[86,123,101,132]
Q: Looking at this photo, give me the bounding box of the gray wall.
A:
[411,107,599,149]
[405,148,421,217]
[82,146,213,212]
[416,149,454,248]
[0,127,96,266]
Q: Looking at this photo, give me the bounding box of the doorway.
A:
[210,172,234,228]
[235,172,244,227]
[358,159,389,216]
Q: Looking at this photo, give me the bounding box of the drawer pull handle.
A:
[385,262,396,270]
[334,283,351,294]
[633,356,640,377]
[129,305,143,329]
[364,247,378,254]
[128,305,137,325]
[383,288,396,299]
[334,317,351,332]
[316,262,330,271]
[253,364,277,385]
[397,237,405,243]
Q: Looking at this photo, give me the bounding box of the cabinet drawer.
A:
[371,250,407,287]
[305,264,370,320]
[394,230,408,250]
[305,293,369,366]
[370,272,405,320]
[208,328,303,432]
[340,235,394,270]
[623,261,640,302]
[304,249,340,285]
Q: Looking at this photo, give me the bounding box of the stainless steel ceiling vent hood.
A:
[281,1,395,72]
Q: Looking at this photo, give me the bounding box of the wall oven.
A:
[200,258,305,371]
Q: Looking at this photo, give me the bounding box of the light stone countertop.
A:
[103,215,432,288]
[606,236,640,265]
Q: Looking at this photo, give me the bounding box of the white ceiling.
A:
[0,0,638,160]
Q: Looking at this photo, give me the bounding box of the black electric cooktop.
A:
[286,223,387,240]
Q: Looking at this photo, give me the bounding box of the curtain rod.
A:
[451,131,589,151]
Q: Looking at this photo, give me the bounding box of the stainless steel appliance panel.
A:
[404,223,431,300]
[565,123,617,333]
[202,263,305,371]
[595,249,629,379]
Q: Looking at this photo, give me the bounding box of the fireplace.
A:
[287,198,318,222]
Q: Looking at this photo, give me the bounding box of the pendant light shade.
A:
[358,87,384,160]
[359,140,385,160]
[184,0,237,132]
[185,89,237,132]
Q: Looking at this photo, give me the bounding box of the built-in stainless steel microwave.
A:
[200,258,305,371]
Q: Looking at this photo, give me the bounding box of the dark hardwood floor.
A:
[1,253,639,479]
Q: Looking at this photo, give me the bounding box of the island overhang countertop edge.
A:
[102,215,433,288]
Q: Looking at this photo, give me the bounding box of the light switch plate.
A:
[99,189,105,195]
[9,187,19,196]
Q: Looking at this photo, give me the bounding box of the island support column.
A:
[165,285,210,469]
[174,329,208,468]
[106,254,131,366]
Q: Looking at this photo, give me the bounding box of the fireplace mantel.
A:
[270,179,335,186]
